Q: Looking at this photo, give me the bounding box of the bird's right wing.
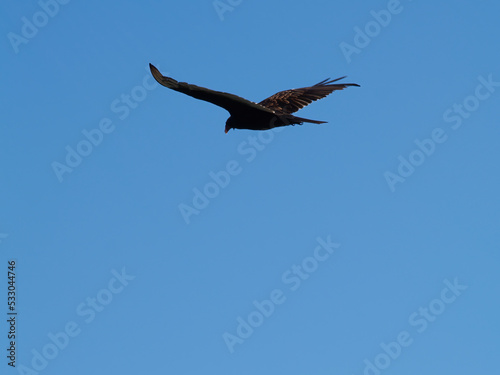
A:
[149,64,274,115]
[259,78,360,114]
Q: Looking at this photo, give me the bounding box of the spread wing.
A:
[258,77,360,114]
[149,64,274,116]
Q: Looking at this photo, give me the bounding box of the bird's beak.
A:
[225,128,229,134]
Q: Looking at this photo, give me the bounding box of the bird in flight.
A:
[149,63,359,133]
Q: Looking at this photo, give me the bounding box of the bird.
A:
[149,63,359,133]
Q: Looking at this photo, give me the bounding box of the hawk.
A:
[149,63,359,133]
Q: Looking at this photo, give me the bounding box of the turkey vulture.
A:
[149,63,359,133]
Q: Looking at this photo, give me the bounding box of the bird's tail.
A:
[283,115,327,125]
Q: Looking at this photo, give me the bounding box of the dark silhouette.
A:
[149,63,359,133]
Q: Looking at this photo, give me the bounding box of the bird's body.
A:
[149,64,359,133]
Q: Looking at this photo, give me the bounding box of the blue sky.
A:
[1,0,499,374]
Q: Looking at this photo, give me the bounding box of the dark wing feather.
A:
[149,64,274,115]
[258,77,360,114]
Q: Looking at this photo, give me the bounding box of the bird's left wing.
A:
[258,77,360,114]
[150,64,274,115]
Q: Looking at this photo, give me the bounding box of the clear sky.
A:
[1,0,499,374]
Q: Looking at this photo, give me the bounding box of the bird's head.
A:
[225,117,235,134]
